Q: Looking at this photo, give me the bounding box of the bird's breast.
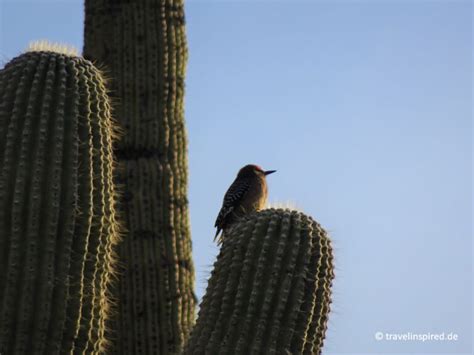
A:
[243,179,267,211]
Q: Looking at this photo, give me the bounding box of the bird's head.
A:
[237,164,276,178]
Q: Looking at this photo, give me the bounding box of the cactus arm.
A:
[185,209,334,355]
[0,50,120,354]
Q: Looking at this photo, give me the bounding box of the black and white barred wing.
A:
[214,177,251,239]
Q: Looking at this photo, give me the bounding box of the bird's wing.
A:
[214,177,251,229]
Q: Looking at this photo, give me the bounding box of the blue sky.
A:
[1,0,471,354]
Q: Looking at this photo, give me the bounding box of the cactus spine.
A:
[185,209,334,355]
[83,0,195,353]
[0,50,120,354]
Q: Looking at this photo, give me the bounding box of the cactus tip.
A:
[26,40,79,57]
[267,201,306,213]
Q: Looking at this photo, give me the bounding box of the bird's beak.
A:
[264,170,276,176]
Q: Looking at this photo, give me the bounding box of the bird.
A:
[214,164,276,244]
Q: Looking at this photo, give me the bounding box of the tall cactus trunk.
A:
[83,1,195,354]
[0,49,120,354]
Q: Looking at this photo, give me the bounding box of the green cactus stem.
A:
[0,49,120,354]
[83,0,195,353]
[185,208,334,355]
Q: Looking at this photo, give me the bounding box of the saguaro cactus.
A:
[185,208,334,355]
[0,49,120,354]
[83,0,195,353]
